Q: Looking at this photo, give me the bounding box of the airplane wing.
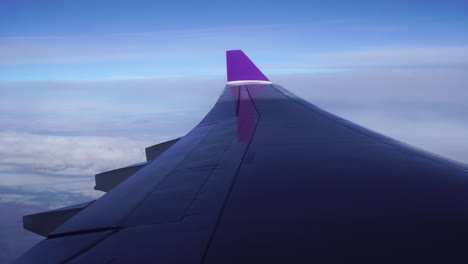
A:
[16,50,468,263]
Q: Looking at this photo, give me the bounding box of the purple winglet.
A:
[226,50,270,83]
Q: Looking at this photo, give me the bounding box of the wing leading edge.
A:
[16,51,468,263]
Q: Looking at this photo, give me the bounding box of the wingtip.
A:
[226,50,270,85]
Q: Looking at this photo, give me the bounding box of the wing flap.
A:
[94,162,149,192]
[23,201,94,237]
[94,138,181,193]
[145,138,180,161]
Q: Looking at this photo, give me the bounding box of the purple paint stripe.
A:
[226,50,269,82]
[237,86,257,142]
[236,84,267,142]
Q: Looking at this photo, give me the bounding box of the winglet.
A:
[226,50,271,86]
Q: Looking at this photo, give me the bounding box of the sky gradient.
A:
[1,1,468,262]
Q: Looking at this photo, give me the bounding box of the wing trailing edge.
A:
[23,201,95,237]
[94,138,180,192]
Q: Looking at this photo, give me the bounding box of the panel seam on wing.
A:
[200,85,262,262]
[271,84,468,173]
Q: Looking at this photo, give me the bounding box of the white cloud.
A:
[274,68,468,103]
[2,22,466,74]
[0,132,151,177]
[0,193,41,207]
[0,25,285,65]
[300,47,468,68]
[0,171,102,205]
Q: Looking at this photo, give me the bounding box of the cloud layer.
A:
[0,132,150,176]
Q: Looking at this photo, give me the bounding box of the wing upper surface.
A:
[204,84,468,263]
[16,84,257,263]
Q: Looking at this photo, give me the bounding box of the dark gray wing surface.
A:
[17,83,468,263]
[204,84,468,263]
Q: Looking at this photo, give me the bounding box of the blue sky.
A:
[1,0,468,81]
[2,1,467,37]
[1,0,468,262]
